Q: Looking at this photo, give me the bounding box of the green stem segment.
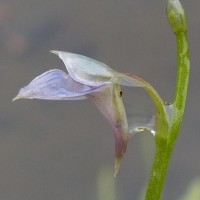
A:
[145,0,190,199]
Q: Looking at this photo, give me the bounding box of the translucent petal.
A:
[121,86,156,136]
[51,50,116,87]
[50,51,147,89]
[128,114,155,136]
[165,103,173,122]
[13,69,107,101]
[117,74,144,87]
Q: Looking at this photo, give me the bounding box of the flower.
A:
[13,51,157,176]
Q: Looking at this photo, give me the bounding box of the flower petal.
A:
[121,85,156,135]
[50,50,116,87]
[51,50,146,88]
[128,114,155,135]
[13,69,108,101]
[87,83,128,176]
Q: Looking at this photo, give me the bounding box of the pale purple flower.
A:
[13,51,155,176]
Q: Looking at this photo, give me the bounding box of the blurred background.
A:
[0,0,199,199]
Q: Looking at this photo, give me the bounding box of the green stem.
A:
[144,1,190,199]
[144,135,172,200]
[170,31,190,143]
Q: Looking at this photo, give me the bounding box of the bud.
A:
[167,0,187,33]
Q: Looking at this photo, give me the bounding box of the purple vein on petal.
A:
[13,69,109,101]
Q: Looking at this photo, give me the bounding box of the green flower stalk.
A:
[145,0,190,199]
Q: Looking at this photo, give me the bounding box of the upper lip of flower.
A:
[50,50,116,87]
